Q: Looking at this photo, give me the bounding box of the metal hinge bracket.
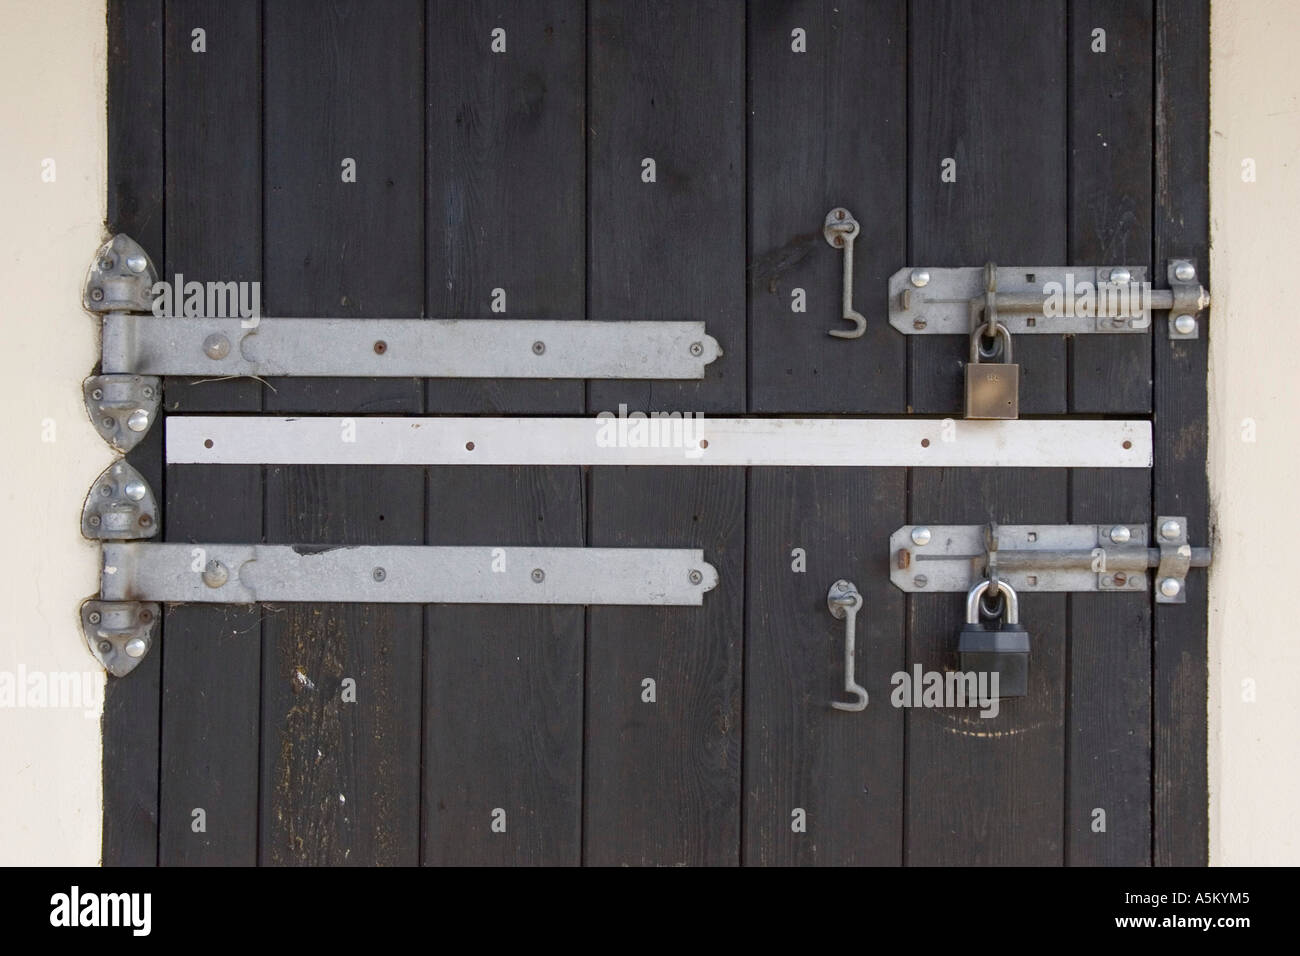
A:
[81,461,159,540]
[80,600,160,677]
[890,517,1211,603]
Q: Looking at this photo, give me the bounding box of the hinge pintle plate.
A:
[81,600,159,677]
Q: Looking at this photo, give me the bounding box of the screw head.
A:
[913,575,928,589]
[126,253,148,273]
[1160,519,1182,540]
[913,318,927,330]
[202,560,229,588]
[911,527,932,546]
[126,409,150,432]
[1109,267,1132,284]
[531,568,545,583]
[142,385,154,398]
[1174,262,1196,282]
[372,567,387,582]
[1113,572,1128,586]
[98,640,112,653]
[138,514,153,528]
[100,257,115,271]
[87,515,101,527]
[688,569,703,585]
[1159,577,1182,598]
[373,340,387,354]
[100,484,113,496]
[203,333,231,360]
[689,341,703,357]
[90,287,104,302]
[102,416,115,429]
[1109,525,1132,544]
[124,637,148,658]
[124,480,147,502]
[88,611,102,625]
[910,270,931,288]
[91,388,104,401]
[532,341,546,355]
[1173,314,1197,335]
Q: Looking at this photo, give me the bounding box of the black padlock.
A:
[957,579,1029,699]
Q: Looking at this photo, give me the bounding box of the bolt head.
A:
[203,333,231,360]
[126,409,150,432]
[124,480,147,502]
[126,253,148,273]
[910,270,931,288]
[202,560,229,588]
[124,637,148,658]
[1109,525,1132,544]
[1174,262,1196,282]
[1160,519,1182,540]
[911,527,932,546]
[1109,267,1132,284]
[1159,577,1182,598]
[1173,314,1197,335]
[531,568,545,583]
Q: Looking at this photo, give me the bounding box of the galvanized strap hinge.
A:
[79,464,718,676]
[82,234,722,450]
[890,518,1212,603]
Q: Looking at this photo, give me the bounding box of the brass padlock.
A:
[964,323,1019,419]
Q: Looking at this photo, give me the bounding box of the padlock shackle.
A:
[970,322,1013,364]
[966,579,1019,625]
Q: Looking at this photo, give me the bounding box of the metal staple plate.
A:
[99,544,718,606]
[167,417,1152,468]
[101,316,721,379]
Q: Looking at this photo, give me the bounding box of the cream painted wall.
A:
[1208,0,1300,866]
[0,1,109,865]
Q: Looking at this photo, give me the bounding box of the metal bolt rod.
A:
[987,547,1212,572]
[982,290,1178,315]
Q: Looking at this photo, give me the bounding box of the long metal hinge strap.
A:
[167,417,1152,469]
[99,543,718,606]
[100,315,721,379]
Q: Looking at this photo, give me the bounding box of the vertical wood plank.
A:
[1068,0,1153,414]
[587,0,745,415]
[748,0,906,414]
[157,0,263,868]
[906,0,1069,865]
[1066,469,1151,865]
[425,0,585,414]
[1152,0,1209,867]
[585,467,745,865]
[422,2,587,866]
[103,0,164,868]
[1065,0,1154,867]
[260,0,425,865]
[743,468,905,865]
[422,467,584,865]
[584,0,746,866]
[908,0,1067,416]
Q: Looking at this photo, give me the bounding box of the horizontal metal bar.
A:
[101,316,721,379]
[166,416,1152,468]
[100,544,718,605]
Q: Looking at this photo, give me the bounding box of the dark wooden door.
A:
[103,0,1208,866]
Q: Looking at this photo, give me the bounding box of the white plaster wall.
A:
[1208,0,1300,866]
[0,0,109,865]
